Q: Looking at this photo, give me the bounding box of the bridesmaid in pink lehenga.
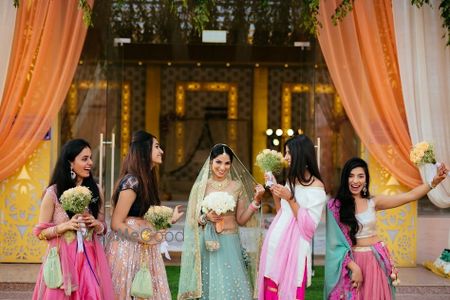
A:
[106,131,183,300]
[32,139,113,300]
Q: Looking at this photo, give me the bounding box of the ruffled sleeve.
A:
[119,175,139,193]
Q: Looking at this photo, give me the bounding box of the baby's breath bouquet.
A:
[143,205,174,230]
[255,149,286,187]
[60,186,92,214]
[60,186,92,245]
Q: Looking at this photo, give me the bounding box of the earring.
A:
[70,167,76,180]
[362,184,368,197]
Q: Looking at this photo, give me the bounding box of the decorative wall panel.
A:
[0,142,50,262]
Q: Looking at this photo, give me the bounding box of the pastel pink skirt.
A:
[352,243,394,300]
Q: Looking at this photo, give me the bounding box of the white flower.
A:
[60,186,92,214]
[144,205,174,230]
[410,141,436,166]
[201,192,236,215]
[255,149,286,174]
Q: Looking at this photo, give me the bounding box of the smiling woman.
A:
[106,130,184,299]
[32,139,113,299]
[324,157,449,300]
[178,144,265,300]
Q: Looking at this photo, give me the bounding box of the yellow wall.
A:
[252,67,268,183]
[0,141,50,262]
[365,151,417,267]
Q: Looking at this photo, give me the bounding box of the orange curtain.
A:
[0,0,93,181]
[317,0,421,188]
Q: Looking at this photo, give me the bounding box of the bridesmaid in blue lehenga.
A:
[177,144,265,300]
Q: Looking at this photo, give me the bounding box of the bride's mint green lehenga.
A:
[177,147,263,300]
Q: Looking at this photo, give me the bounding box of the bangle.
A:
[95,222,105,235]
[38,232,47,240]
[52,226,59,237]
[250,201,261,211]
[199,214,207,226]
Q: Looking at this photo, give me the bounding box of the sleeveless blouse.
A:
[355,198,377,239]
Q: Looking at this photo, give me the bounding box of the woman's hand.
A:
[431,163,448,188]
[83,213,104,233]
[206,211,223,223]
[171,205,185,224]
[348,261,363,290]
[270,184,293,201]
[58,214,82,233]
[254,184,265,204]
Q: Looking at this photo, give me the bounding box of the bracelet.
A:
[199,214,207,226]
[250,201,261,211]
[428,181,436,189]
[95,222,105,235]
[288,194,295,202]
[38,232,47,240]
[51,225,59,237]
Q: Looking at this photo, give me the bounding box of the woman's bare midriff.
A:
[354,235,382,247]
[220,214,238,232]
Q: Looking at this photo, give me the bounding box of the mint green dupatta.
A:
[324,204,353,300]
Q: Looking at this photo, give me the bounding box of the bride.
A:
[177,144,265,299]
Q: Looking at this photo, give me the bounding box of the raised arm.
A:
[374,163,448,210]
[236,184,265,226]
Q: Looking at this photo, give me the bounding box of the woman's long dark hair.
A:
[335,157,371,245]
[49,139,100,218]
[210,144,234,162]
[112,130,160,216]
[285,134,323,195]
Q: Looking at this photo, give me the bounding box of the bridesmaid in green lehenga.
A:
[178,144,265,300]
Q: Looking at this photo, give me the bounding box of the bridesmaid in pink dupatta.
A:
[32,139,113,300]
[258,135,327,299]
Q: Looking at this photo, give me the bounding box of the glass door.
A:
[59,4,126,217]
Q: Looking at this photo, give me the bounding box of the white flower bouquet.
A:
[201,192,236,247]
[60,186,92,214]
[410,141,436,166]
[60,186,92,249]
[201,192,236,215]
[410,141,449,181]
[255,149,286,187]
[144,205,174,230]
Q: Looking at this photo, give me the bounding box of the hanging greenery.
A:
[13,0,94,27]
[180,0,449,45]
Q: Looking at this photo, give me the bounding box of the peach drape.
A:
[0,0,93,181]
[317,0,421,188]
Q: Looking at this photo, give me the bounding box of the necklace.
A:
[210,178,230,190]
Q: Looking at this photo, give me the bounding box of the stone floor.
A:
[1,263,449,299]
